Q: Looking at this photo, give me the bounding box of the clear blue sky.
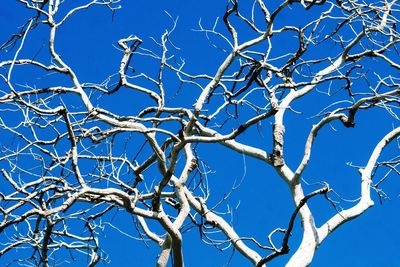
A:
[0,1,399,266]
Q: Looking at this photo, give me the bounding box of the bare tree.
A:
[1,0,399,266]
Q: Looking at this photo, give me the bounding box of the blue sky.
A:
[1,1,399,266]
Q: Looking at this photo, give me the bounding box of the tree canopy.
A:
[0,1,399,266]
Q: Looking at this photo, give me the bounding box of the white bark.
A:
[1,1,399,266]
